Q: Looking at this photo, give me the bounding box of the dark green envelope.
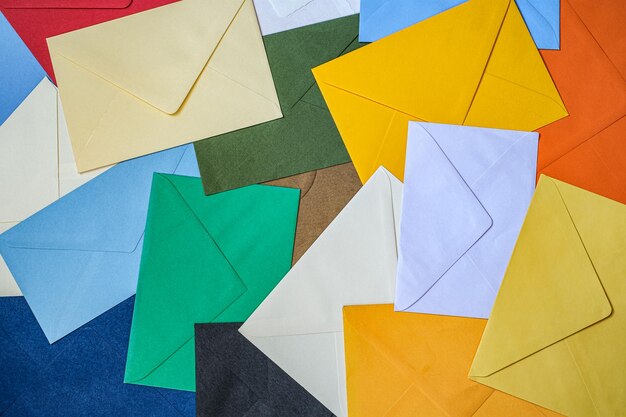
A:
[194,15,361,195]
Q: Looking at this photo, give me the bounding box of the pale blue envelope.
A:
[359,0,466,42]
[0,145,199,343]
[360,0,560,50]
[395,122,538,318]
[0,12,46,125]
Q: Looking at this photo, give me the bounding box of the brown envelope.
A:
[265,163,361,264]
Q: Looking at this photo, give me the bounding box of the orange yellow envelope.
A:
[312,0,567,183]
[343,304,562,417]
[537,0,626,204]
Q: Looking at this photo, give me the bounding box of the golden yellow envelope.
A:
[343,304,562,417]
[470,175,626,417]
[48,0,282,172]
[312,0,567,183]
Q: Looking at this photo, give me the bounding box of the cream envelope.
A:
[47,0,282,172]
[0,78,108,296]
[239,167,401,417]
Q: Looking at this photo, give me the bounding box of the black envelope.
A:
[195,323,334,417]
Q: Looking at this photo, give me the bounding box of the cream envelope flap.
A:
[470,176,626,417]
[48,0,281,172]
[0,77,108,296]
[240,167,402,417]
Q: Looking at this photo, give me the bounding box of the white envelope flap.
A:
[395,123,493,311]
[1,0,133,8]
[46,0,247,115]
[241,167,401,338]
[0,78,58,224]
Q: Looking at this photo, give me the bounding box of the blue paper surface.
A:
[0,296,195,417]
[359,0,466,42]
[359,0,560,50]
[0,12,46,125]
[395,123,538,318]
[0,145,199,344]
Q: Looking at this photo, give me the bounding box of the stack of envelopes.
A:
[1,0,624,416]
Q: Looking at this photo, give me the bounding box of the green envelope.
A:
[194,14,361,195]
[124,174,299,391]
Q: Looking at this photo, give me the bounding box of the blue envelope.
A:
[395,122,538,318]
[359,0,560,50]
[0,296,194,417]
[359,0,467,42]
[0,12,46,125]
[0,145,199,343]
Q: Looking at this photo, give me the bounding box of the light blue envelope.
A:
[395,122,538,318]
[516,0,560,49]
[0,12,46,125]
[0,145,199,343]
[359,0,560,50]
[359,0,466,42]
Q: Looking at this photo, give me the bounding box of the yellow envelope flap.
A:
[46,0,246,115]
[313,0,510,125]
[343,305,494,417]
[470,176,612,378]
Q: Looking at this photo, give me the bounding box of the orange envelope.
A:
[312,0,567,183]
[343,304,562,417]
[538,0,626,204]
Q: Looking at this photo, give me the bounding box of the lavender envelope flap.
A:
[396,123,539,313]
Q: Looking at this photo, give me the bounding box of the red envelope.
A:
[0,0,179,82]
[537,0,626,204]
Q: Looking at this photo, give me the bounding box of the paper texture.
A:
[516,0,560,49]
[48,0,282,172]
[0,145,199,343]
[359,0,466,42]
[313,0,567,184]
[343,304,563,417]
[0,296,195,417]
[396,123,537,318]
[0,0,177,82]
[240,167,402,417]
[537,0,626,204]
[125,176,299,391]
[0,12,45,125]
[0,78,109,296]
[470,176,626,417]
[265,163,361,264]
[194,14,359,196]
[254,0,358,35]
[195,323,333,416]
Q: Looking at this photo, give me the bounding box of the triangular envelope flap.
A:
[196,323,269,402]
[470,176,612,377]
[125,174,247,383]
[395,123,493,311]
[240,167,400,337]
[1,0,133,8]
[0,146,186,253]
[516,0,559,47]
[47,0,245,114]
[266,14,359,112]
[313,0,509,123]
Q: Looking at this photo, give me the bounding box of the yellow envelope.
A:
[343,304,562,417]
[48,0,282,172]
[312,0,567,183]
[470,175,626,417]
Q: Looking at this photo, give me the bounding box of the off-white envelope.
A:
[47,0,282,172]
[239,167,401,417]
[0,78,108,296]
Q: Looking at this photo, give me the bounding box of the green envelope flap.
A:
[194,15,361,196]
[124,174,299,390]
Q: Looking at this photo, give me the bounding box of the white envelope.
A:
[239,167,401,417]
[0,78,108,296]
[254,0,359,35]
[395,122,538,318]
